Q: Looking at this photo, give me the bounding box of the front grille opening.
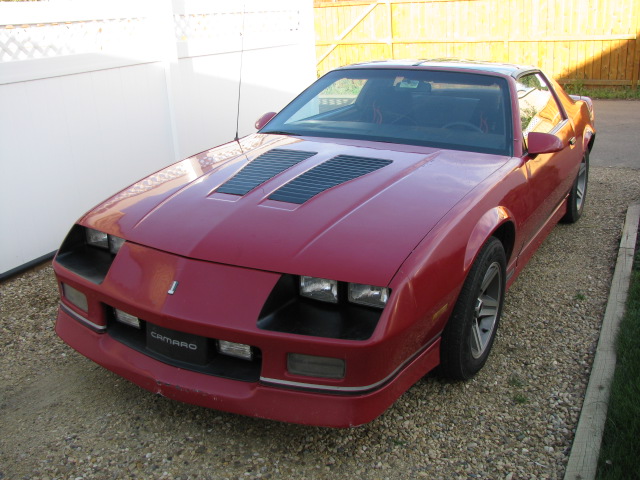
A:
[106,307,262,382]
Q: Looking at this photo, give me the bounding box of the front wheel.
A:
[562,151,589,223]
[439,237,506,380]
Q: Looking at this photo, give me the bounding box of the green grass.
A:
[562,81,640,100]
[508,375,529,404]
[508,375,525,388]
[596,249,640,479]
[512,393,529,405]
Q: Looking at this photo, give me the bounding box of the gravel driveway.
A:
[1,164,639,480]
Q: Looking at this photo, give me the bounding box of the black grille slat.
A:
[268,155,392,204]
[216,149,316,196]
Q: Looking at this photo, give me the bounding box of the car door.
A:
[516,72,579,252]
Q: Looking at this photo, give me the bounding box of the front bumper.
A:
[56,306,440,427]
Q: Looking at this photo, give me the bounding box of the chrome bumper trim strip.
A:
[60,302,107,332]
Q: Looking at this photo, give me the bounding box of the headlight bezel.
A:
[258,275,387,341]
[55,225,126,284]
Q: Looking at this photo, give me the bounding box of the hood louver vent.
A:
[268,155,392,204]
[216,149,316,196]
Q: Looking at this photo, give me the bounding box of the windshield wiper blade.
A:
[261,130,298,136]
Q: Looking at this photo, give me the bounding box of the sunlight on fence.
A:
[314,0,640,88]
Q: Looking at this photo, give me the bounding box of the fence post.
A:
[150,0,181,161]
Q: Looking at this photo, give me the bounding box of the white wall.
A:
[0,0,315,277]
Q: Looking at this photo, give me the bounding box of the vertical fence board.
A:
[610,39,620,80]
[634,0,640,87]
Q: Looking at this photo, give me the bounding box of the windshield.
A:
[261,68,512,156]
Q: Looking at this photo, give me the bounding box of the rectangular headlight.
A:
[114,308,140,329]
[218,340,253,361]
[85,228,125,255]
[299,276,338,303]
[62,283,88,311]
[288,353,345,379]
[348,283,389,309]
[85,228,109,249]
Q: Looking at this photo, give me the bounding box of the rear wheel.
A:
[562,151,589,223]
[439,237,506,380]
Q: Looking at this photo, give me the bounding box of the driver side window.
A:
[516,73,563,137]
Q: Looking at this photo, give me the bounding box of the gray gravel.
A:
[1,166,639,480]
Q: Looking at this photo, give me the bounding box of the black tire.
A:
[561,151,589,223]
[439,237,506,380]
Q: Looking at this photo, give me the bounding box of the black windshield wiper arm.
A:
[260,130,298,136]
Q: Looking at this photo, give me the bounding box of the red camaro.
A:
[53,60,595,427]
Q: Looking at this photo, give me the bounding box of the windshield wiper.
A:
[260,130,298,136]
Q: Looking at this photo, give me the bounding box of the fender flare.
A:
[463,206,514,272]
[575,100,595,153]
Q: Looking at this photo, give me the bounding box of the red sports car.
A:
[53,60,595,427]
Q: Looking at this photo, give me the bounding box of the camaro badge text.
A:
[150,331,197,351]
[167,281,179,295]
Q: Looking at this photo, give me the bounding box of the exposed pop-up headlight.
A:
[85,228,108,249]
[299,276,338,304]
[348,283,390,309]
[85,228,125,255]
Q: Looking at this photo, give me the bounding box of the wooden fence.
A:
[314,0,640,88]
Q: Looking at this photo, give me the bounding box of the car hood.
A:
[83,134,510,287]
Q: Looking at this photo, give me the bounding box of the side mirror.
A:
[527,132,564,155]
[255,112,277,130]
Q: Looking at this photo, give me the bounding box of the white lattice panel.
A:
[1,3,305,62]
[174,8,302,42]
[0,18,150,62]
[243,9,302,35]
[174,12,243,41]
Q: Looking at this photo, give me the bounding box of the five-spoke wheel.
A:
[562,151,589,223]
[440,237,506,380]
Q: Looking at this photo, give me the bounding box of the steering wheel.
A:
[443,121,484,133]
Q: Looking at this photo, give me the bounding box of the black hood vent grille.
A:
[268,155,392,204]
[216,149,316,196]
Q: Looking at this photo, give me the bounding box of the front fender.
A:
[463,206,512,272]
